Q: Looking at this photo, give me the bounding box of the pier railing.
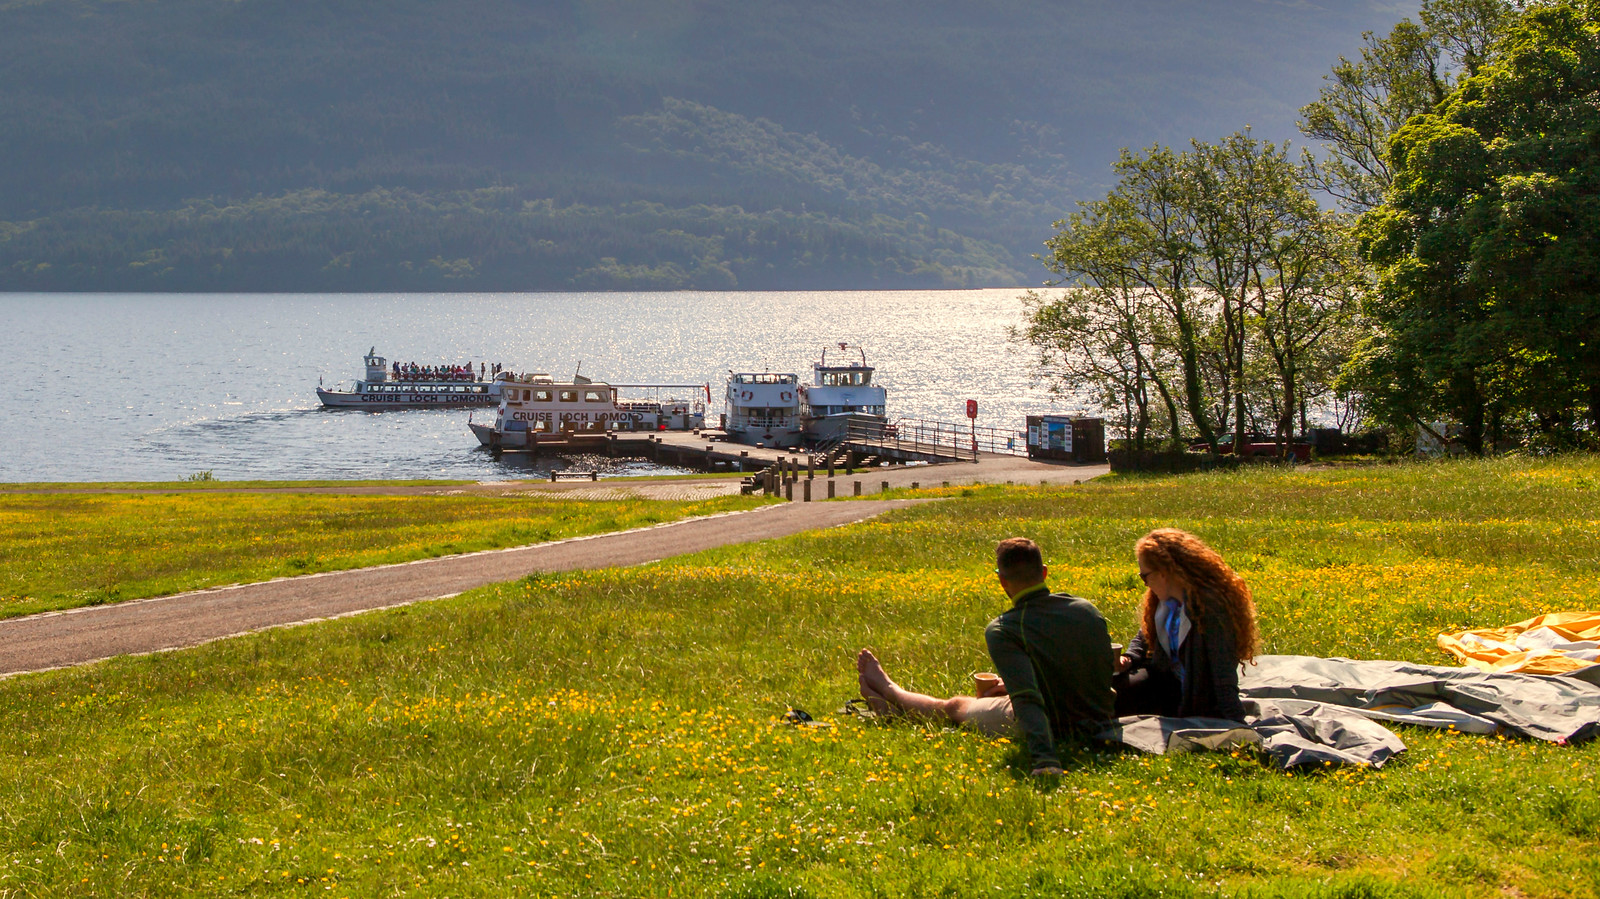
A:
[831,419,947,463]
[857,419,1030,457]
[834,418,1030,464]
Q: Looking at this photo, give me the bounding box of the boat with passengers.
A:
[317,348,501,409]
[470,370,707,450]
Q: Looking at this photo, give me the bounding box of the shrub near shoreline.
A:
[1,458,1597,897]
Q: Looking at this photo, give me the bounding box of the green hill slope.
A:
[0,0,1409,290]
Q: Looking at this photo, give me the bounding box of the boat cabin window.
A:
[583,389,607,403]
[733,373,797,385]
[534,389,553,402]
[818,370,870,387]
[559,390,579,403]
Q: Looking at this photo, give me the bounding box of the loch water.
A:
[0,290,1076,482]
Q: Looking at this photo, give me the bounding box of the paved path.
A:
[0,500,917,678]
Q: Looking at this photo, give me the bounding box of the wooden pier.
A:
[484,428,1108,500]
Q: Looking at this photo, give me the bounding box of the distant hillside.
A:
[0,0,1411,291]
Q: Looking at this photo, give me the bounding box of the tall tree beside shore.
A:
[1299,0,1521,212]
[1021,134,1357,453]
[1356,0,1600,452]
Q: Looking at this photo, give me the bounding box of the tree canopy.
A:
[1356,0,1600,450]
[1021,135,1358,453]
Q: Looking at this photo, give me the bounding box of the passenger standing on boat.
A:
[855,538,1117,776]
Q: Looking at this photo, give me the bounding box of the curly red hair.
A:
[1135,528,1258,664]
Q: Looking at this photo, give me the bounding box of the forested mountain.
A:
[0,0,1410,291]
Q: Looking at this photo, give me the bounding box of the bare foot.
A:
[859,683,897,717]
[856,649,898,699]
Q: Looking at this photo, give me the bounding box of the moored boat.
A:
[317,348,499,409]
[798,344,888,443]
[470,372,707,450]
[723,371,803,448]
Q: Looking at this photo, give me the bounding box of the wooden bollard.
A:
[807,456,815,480]
[827,480,835,499]
[881,480,890,493]
[827,458,835,478]
[785,479,794,501]
[911,482,920,490]
[803,479,812,502]
[853,480,862,496]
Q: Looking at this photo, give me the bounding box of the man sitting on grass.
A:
[857,537,1117,776]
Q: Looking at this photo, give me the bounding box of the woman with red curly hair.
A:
[1113,528,1259,721]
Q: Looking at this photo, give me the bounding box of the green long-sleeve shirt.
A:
[984,583,1117,769]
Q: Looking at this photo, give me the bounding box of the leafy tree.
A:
[1024,134,1356,453]
[1358,0,1600,450]
[1300,0,1521,212]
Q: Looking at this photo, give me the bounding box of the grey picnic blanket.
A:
[1093,654,1600,769]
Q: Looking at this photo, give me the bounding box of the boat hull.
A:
[724,424,804,449]
[318,387,497,409]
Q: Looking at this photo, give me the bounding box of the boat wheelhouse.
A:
[470,372,707,450]
[798,344,888,443]
[317,348,498,409]
[723,372,803,448]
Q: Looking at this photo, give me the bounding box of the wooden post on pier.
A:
[827,480,835,499]
[827,457,835,478]
[785,478,794,501]
[803,479,812,502]
[807,456,815,480]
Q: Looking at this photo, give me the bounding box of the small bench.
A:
[550,470,599,482]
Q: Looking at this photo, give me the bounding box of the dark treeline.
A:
[0,0,1404,291]
[1,189,1015,291]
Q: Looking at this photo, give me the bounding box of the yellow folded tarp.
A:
[1438,611,1600,675]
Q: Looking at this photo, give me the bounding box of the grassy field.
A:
[0,490,768,619]
[2,458,1598,897]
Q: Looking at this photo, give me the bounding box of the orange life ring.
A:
[739,390,753,402]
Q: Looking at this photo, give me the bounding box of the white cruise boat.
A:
[798,344,888,443]
[470,372,706,450]
[317,348,498,409]
[723,372,803,448]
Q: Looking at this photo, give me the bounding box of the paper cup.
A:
[973,672,1000,696]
